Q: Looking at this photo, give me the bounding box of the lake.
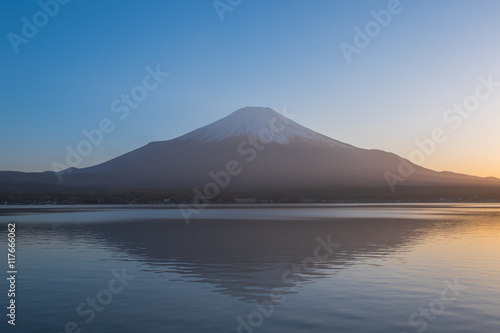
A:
[0,204,499,332]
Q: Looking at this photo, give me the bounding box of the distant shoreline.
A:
[2,202,499,210]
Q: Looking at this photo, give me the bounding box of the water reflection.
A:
[12,216,440,303]
[1,205,499,333]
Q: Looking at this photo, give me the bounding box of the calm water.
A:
[0,204,499,332]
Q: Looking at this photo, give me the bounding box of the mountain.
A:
[1,107,500,198]
[174,106,350,146]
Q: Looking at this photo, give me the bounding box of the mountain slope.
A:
[1,107,499,193]
[174,107,352,147]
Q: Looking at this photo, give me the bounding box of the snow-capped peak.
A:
[175,107,352,148]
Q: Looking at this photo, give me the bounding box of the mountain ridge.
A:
[173,107,354,148]
[0,107,499,196]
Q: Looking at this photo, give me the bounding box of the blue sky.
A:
[1,0,500,177]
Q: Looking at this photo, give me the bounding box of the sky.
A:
[1,0,500,178]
